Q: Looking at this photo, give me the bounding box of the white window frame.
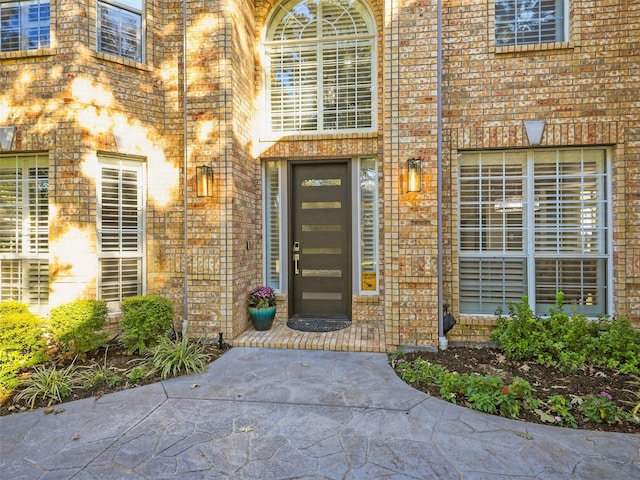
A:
[353,157,378,295]
[494,0,568,47]
[458,148,611,317]
[263,0,377,135]
[0,154,49,312]
[96,0,144,62]
[0,0,50,52]
[97,155,145,308]
[262,159,379,295]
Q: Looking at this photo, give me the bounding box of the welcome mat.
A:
[286,315,352,333]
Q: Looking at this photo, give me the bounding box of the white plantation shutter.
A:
[265,161,281,289]
[495,0,565,46]
[459,149,609,316]
[98,158,144,305]
[266,0,375,134]
[0,155,48,310]
[359,158,377,282]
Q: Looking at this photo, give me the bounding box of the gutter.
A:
[181,0,189,338]
[436,0,446,350]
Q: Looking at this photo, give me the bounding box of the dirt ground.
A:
[3,344,639,434]
[1,343,227,416]
[398,346,640,434]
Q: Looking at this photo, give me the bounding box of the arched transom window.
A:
[265,0,376,134]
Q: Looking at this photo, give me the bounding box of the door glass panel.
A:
[302,269,342,277]
[301,201,341,209]
[301,178,341,187]
[302,224,342,232]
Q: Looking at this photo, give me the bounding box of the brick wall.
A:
[442,0,640,342]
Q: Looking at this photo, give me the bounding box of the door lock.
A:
[293,242,300,275]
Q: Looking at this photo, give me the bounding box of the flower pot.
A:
[248,306,276,331]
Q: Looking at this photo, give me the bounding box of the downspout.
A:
[436,0,446,350]
[181,0,189,338]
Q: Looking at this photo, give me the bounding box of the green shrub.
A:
[119,295,175,353]
[438,372,538,419]
[491,293,640,374]
[576,392,626,425]
[590,317,640,374]
[491,297,547,361]
[14,363,79,409]
[396,358,447,385]
[0,301,30,317]
[48,300,109,357]
[0,310,48,396]
[143,337,211,380]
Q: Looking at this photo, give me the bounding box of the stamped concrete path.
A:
[1,347,639,479]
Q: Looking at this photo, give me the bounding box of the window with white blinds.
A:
[0,154,49,310]
[265,161,281,289]
[359,157,377,292]
[265,0,375,134]
[495,0,566,46]
[0,0,50,52]
[97,156,144,306]
[97,0,143,62]
[459,149,609,316]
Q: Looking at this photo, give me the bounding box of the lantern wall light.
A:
[196,165,214,197]
[407,157,422,192]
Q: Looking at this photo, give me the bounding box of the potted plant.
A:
[248,285,277,330]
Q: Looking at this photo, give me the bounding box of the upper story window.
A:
[0,0,50,52]
[97,0,143,62]
[265,0,376,134]
[495,0,566,46]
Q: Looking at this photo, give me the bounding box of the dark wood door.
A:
[289,161,351,318]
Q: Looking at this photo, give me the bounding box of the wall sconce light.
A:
[407,158,422,192]
[0,126,16,151]
[524,120,546,146]
[196,165,214,197]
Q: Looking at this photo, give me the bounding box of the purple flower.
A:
[600,391,613,400]
[248,285,276,308]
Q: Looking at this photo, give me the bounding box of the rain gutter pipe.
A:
[437,0,446,350]
[181,0,189,338]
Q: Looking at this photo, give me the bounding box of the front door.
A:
[289,161,351,319]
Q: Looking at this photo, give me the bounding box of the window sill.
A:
[0,48,56,60]
[491,41,573,55]
[259,131,378,143]
[92,51,151,72]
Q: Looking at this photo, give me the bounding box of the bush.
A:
[0,301,30,317]
[590,317,640,374]
[490,294,640,374]
[143,337,211,380]
[119,295,175,353]
[48,300,109,357]
[0,309,48,395]
[14,363,79,409]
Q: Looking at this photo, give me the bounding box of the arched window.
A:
[265,0,376,134]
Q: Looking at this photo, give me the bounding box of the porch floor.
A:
[230,320,388,353]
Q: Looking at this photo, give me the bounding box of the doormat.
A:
[286,316,352,333]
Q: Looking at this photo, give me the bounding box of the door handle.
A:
[293,253,300,275]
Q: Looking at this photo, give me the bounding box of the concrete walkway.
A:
[1,347,639,479]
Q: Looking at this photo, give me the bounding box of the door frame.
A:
[287,159,352,319]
